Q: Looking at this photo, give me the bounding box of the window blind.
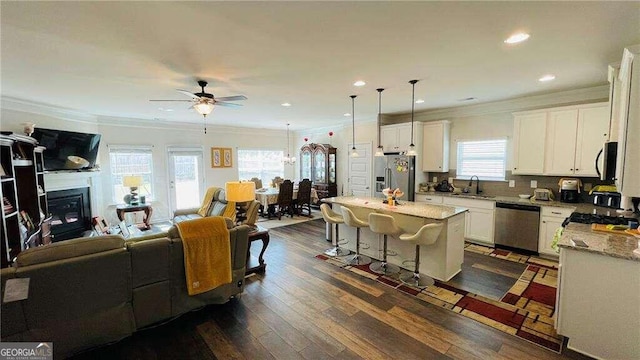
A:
[456,139,507,181]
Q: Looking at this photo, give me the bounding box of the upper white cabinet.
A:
[545,104,609,176]
[512,113,547,175]
[513,103,609,176]
[381,123,413,153]
[422,120,450,172]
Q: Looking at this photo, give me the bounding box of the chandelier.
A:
[283,123,296,165]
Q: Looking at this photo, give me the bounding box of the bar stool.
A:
[368,213,401,276]
[340,206,372,266]
[320,204,351,257]
[398,223,444,288]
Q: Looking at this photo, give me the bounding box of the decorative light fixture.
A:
[350,95,359,157]
[283,123,296,165]
[122,175,144,205]
[193,99,214,134]
[406,79,418,157]
[375,88,385,157]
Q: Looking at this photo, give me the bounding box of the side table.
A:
[116,204,153,230]
[246,226,269,275]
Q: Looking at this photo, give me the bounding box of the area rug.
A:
[315,254,563,353]
[257,213,321,229]
[464,243,559,269]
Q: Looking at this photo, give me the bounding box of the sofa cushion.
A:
[16,235,126,267]
[210,201,227,216]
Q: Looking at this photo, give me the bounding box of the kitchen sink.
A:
[450,193,495,199]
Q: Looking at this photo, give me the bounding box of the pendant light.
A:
[350,95,359,158]
[406,79,418,157]
[283,123,296,165]
[375,88,385,157]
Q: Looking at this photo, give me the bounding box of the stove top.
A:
[563,212,636,227]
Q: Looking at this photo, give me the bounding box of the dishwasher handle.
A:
[496,202,540,212]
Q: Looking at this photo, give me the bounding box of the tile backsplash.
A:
[425,170,611,202]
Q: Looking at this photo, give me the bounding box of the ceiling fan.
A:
[150,80,247,134]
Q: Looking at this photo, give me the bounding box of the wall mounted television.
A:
[31,128,102,171]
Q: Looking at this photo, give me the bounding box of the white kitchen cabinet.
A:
[381,123,413,153]
[544,104,609,176]
[538,206,573,257]
[556,248,640,359]
[512,112,547,175]
[421,120,450,172]
[443,197,495,245]
[414,193,443,204]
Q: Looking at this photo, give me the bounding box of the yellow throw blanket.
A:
[223,201,236,223]
[176,216,232,295]
[197,187,219,217]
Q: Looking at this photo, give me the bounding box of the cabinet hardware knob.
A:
[543,221,546,223]
[570,168,573,171]
[552,212,561,215]
[575,169,579,171]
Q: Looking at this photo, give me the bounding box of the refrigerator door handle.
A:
[385,168,391,189]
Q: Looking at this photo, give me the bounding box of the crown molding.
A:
[385,84,609,124]
[1,96,98,124]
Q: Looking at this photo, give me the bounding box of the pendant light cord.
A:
[286,123,290,157]
[351,95,357,150]
[409,80,418,146]
[377,88,384,148]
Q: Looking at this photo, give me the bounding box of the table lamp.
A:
[123,175,143,205]
[226,181,258,229]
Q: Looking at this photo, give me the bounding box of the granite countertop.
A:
[415,191,622,214]
[322,196,468,220]
[558,223,640,262]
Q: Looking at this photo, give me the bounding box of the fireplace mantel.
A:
[44,171,103,218]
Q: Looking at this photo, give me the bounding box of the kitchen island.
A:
[555,223,640,359]
[322,196,467,281]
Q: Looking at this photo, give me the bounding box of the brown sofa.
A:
[0,220,250,358]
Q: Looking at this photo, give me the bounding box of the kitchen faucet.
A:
[469,175,482,195]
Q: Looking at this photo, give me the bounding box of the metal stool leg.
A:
[369,234,400,275]
[400,244,435,288]
[345,227,371,266]
[325,223,351,257]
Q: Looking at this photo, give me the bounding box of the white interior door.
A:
[348,142,372,196]
[168,147,204,213]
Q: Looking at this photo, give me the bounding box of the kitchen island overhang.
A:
[322,196,468,282]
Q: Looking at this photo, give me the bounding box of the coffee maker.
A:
[559,178,580,203]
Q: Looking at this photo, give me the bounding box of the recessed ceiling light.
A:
[353,80,366,87]
[504,33,529,44]
[538,74,556,82]
[344,113,351,117]
[458,97,477,102]
[281,102,292,107]
[415,99,425,104]
[504,32,530,44]
[158,107,174,112]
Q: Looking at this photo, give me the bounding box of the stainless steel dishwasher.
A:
[494,202,540,253]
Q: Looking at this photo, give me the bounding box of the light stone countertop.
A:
[415,191,621,214]
[558,223,640,262]
[322,196,468,220]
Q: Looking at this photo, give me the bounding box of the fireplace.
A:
[47,187,92,241]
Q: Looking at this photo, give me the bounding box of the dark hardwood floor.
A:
[71,219,591,360]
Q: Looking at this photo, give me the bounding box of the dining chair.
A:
[250,177,263,189]
[272,176,284,188]
[275,180,294,220]
[295,178,312,217]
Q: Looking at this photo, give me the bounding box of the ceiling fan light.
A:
[194,102,214,115]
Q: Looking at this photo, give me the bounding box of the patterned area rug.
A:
[315,251,563,353]
[464,243,559,269]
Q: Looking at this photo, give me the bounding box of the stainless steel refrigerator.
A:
[374,154,415,202]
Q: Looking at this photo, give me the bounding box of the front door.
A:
[168,148,204,213]
[347,142,372,196]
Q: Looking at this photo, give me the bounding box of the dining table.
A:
[255,187,319,218]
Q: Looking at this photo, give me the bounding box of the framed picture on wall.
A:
[222,148,232,167]
[211,148,222,168]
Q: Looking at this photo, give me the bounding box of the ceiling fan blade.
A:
[215,95,248,102]
[215,101,243,108]
[149,99,193,102]
[176,89,201,99]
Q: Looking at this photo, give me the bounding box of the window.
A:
[109,145,154,203]
[237,149,284,184]
[456,139,507,181]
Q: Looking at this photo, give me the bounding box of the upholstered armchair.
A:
[173,187,236,224]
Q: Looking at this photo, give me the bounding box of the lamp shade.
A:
[123,175,143,188]
[194,101,214,116]
[225,181,256,202]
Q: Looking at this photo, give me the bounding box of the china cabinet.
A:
[1,134,50,268]
[300,143,336,201]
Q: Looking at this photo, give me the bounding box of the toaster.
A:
[533,188,554,201]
